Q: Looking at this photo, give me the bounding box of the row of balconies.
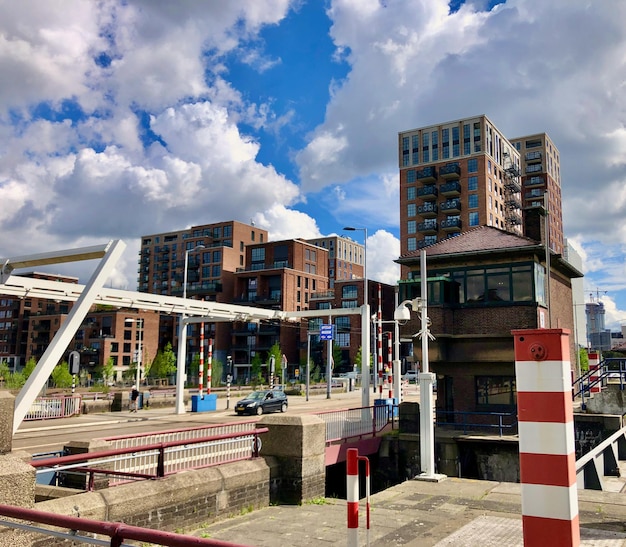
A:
[418,217,462,234]
[417,180,463,200]
[415,163,462,183]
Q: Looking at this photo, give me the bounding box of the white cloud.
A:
[366,230,400,285]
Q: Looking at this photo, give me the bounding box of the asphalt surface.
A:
[190,478,626,546]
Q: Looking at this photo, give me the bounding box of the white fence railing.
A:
[24,396,82,421]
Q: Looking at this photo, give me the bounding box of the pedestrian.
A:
[130,385,140,412]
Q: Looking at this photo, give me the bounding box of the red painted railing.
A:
[0,503,251,546]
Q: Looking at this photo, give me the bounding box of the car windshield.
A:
[247,391,267,401]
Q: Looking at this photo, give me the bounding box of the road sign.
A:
[320,324,334,340]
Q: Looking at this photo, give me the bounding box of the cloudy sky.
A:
[0,0,625,331]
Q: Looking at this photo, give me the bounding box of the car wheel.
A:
[256,406,263,416]
[281,402,287,413]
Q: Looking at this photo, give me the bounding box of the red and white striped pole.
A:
[206,337,213,395]
[513,328,579,547]
[377,284,383,399]
[387,334,393,399]
[347,448,359,547]
[588,352,600,393]
[346,448,371,547]
[198,323,204,398]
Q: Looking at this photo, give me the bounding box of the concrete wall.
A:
[32,456,270,546]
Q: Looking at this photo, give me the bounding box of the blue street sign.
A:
[320,324,334,340]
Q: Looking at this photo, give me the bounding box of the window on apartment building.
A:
[213,251,221,262]
[203,252,211,264]
[223,225,232,237]
[342,285,358,299]
[408,220,417,234]
[469,212,479,226]
[468,176,478,191]
[412,135,419,164]
[407,238,417,251]
[525,139,542,148]
[407,186,416,200]
[336,316,351,330]
[476,376,516,408]
[110,342,118,353]
[402,136,410,166]
[336,332,350,347]
[468,158,478,173]
[407,204,416,217]
[297,291,301,302]
[342,300,358,308]
[432,131,439,161]
[407,170,416,183]
[123,342,131,353]
[468,195,478,209]
[212,265,221,277]
[124,330,132,340]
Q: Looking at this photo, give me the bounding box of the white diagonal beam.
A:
[13,240,126,433]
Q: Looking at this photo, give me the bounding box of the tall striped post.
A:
[377,284,383,398]
[588,352,600,393]
[206,337,213,395]
[198,322,205,398]
[347,448,359,547]
[387,334,393,399]
[513,328,579,547]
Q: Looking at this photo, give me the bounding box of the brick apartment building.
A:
[231,238,329,380]
[398,115,565,274]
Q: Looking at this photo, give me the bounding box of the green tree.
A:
[354,346,362,374]
[333,344,343,372]
[579,347,589,373]
[251,353,263,387]
[23,357,37,379]
[103,357,115,385]
[51,361,73,388]
[150,342,177,379]
[210,359,223,387]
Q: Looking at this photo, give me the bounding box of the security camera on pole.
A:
[394,250,445,482]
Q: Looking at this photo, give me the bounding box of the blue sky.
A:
[0,0,625,333]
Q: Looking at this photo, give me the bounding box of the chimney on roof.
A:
[524,205,547,246]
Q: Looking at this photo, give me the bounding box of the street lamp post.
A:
[125,318,143,389]
[175,244,206,414]
[343,226,370,407]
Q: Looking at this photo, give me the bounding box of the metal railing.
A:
[576,424,626,490]
[435,410,518,437]
[24,395,82,421]
[314,405,392,443]
[0,503,250,546]
[32,427,267,490]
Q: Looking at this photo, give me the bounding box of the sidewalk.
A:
[190,477,626,546]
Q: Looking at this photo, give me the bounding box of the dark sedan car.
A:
[235,389,288,416]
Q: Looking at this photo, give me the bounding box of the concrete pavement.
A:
[190,477,626,546]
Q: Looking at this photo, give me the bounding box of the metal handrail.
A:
[435,409,518,437]
[32,427,268,489]
[0,503,250,546]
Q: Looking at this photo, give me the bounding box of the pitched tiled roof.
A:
[398,226,540,261]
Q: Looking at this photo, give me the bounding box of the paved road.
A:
[13,386,420,455]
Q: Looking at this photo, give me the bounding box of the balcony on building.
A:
[310,290,335,301]
[439,162,461,180]
[441,217,462,232]
[172,281,223,297]
[440,181,462,197]
[524,176,545,187]
[417,239,436,250]
[525,151,542,161]
[255,291,282,306]
[416,166,437,183]
[417,202,438,218]
[440,198,461,213]
[418,220,438,235]
[417,185,438,199]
